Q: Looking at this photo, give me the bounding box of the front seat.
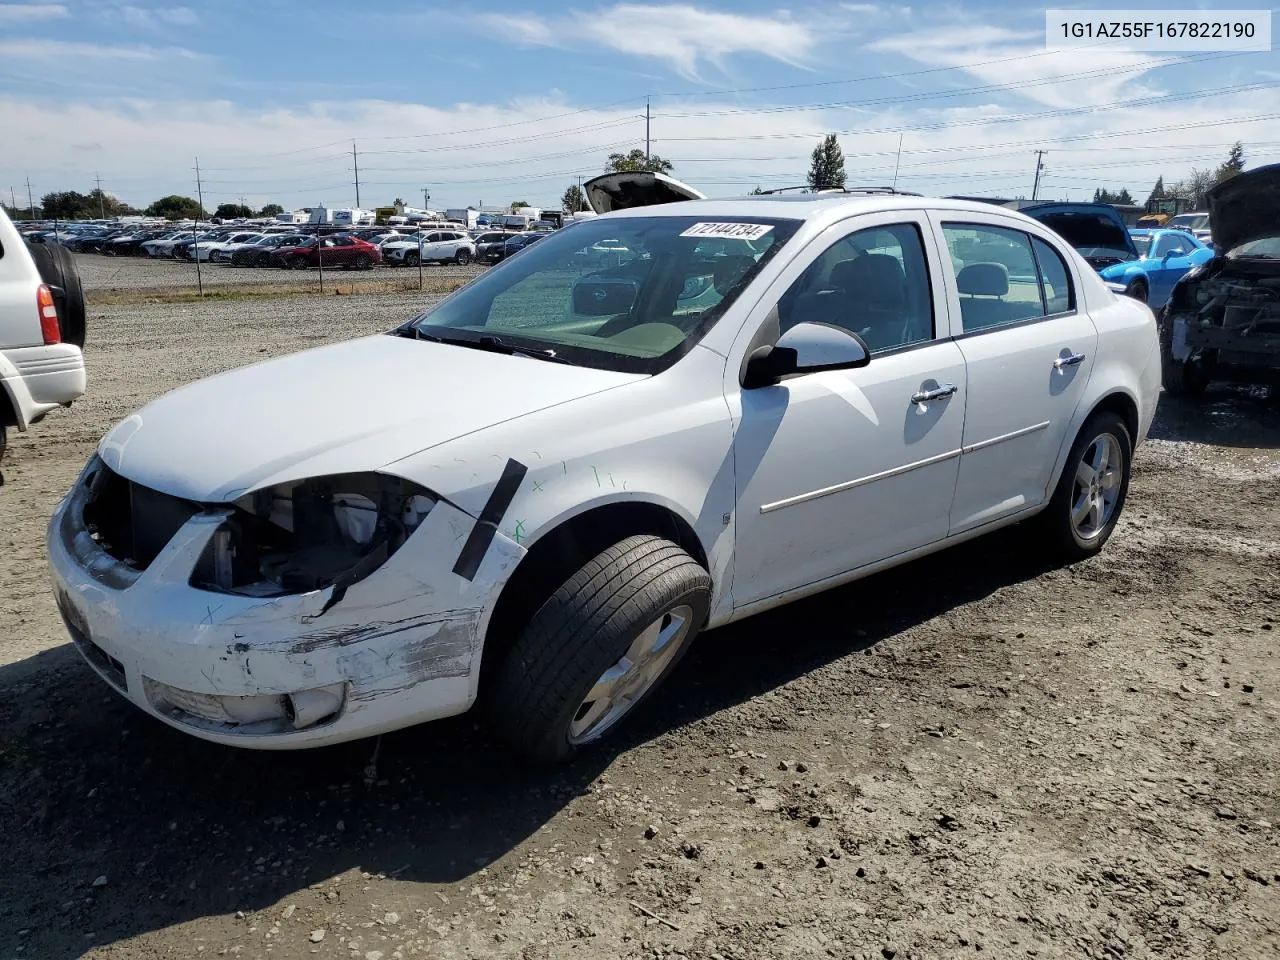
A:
[828,254,909,351]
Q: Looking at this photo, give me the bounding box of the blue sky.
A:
[1,0,1277,212]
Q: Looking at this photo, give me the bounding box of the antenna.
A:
[891,134,904,190]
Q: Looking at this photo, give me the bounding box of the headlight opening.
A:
[192,473,436,606]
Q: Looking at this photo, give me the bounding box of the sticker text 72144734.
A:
[679,222,775,241]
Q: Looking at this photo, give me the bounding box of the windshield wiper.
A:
[394,327,576,364]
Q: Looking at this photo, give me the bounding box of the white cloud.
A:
[481,3,817,80]
[0,3,65,22]
[119,6,200,29]
[0,38,203,60]
[868,23,1164,108]
[2,89,1276,212]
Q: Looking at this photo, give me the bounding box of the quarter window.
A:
[776,222,934,353]
[942,224,1075,332]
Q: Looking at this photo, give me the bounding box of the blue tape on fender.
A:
[452,458,527,581]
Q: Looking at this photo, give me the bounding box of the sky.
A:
[0,0,1278,213]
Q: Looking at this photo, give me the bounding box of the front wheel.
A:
[1124,278,1148,304]
[488,535,711,764]
[291,256,309,270]
[1159,311,1210,397]
[1038,412,1132,562]
[405,251,420,267]
[355,253,373,269]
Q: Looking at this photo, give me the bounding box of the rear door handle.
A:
[1054,352,1087,369]
[911,383,958,404]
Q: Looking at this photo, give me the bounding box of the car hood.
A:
[584,171,706,213]
[98,334,643,503]
[1207,163,1280,253]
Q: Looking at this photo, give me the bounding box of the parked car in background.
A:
[474,231,515,263]
[1,208,87,459]
[273,235,381,270]
[232,234,304,266]
[382,230,475,266]
[1095,229,1216,308]
[172,232,229,261]
[106,230,169,257]
[1166,211,1211,242]
[1159,163,1280,397]
[202,232,263,263]
[142,231,195,258]
[46,173,1159,761]
[501,232,545,258]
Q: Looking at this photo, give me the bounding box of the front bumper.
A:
[47,461,524,749]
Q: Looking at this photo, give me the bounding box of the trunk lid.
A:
[584,171,706,214]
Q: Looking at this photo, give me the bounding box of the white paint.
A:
[49,192,1160,750]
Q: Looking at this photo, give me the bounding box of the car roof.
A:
[596,194,1050,225]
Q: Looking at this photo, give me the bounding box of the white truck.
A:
[0,207,87,459]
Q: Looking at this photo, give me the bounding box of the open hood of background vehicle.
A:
[584,171,706,214]
[1208,163,1280,253]
[1017,203,1138,262]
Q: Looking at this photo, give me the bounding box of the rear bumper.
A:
[0,343,86,427]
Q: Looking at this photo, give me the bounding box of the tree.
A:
[259,203,284,217]
[392,197,405,207]
[1215,141,1245,184]
[145,195,205,220]
[1092,187,1133,205]
[510,201,530,212]
[807,134,847,191]
[604,149,674,174]
[561,183,588,213]
[214,202,253,220]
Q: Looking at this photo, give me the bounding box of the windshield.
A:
[1131,234,1151,257]
[407,215,800,374]
[1170,213,1209,231]
[1227,236,1280,260]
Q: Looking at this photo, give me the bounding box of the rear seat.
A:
[956,262,1025,331]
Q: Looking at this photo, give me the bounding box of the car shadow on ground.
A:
[1149,385,1280,449]
[0,526,1054,958]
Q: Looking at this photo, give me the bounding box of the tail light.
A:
[38,284,61,344]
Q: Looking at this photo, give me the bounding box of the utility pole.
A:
[422,187,429,209]
[194,156,205,297]
[645,96,651,163]
[352,140,361,208]
[8,186,15,217]
[26,176,34,219]
[93,172,106,218]
[1031,150,1047,201]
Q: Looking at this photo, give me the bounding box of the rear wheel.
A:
[1037,411,1132,561]
[454,248,472,265]
[488,535,710,764]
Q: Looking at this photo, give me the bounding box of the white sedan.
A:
[382,229,476,266]
[48,173,1159,763]
[197,232,262,262]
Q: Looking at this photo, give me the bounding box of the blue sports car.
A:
[1098,229,1216,308]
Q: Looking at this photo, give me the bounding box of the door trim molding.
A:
[759,447,962,514]
[961,419,1051,455]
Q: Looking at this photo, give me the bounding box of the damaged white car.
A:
[48,173,1160,763]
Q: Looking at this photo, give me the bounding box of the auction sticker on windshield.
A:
[680,222,775,241]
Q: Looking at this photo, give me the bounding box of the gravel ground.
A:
[1,291,1278,960]
[73,251,485,294]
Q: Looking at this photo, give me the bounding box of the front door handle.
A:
[1054,352,1087,370]
[911,383,958,404]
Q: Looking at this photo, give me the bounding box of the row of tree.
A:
[1,189,287,222]
[1090,143,1246,210]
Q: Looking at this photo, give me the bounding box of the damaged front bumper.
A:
[47,460,524,749]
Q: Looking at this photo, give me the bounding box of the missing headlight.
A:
[191,473,436,601]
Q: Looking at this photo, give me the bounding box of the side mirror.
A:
[742,321,870,389]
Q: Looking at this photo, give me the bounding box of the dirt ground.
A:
[1,259,1278,960]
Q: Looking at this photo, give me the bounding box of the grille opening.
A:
[83,465,201,569]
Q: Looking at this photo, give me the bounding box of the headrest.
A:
[829,254,906,307]
[957,262,1009,297]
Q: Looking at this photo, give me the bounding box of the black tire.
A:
[1158,310,1210,397]
[355,253,372,269]
[1124,278,1148,304]
[488,535,711,765]
[405,251,420,267]
[455,248,472,265]
[25,241,87,348]
[1038,411,1132,562]
[291,256,309,270]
